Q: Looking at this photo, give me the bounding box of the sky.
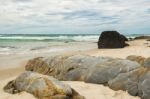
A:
[0,0,150,34]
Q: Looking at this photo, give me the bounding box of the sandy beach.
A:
[1,0,150,98]
[0,39,149,99]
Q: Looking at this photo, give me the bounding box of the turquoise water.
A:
[0,33,149,42]
[0,34,99,42]
[0,33,149,55]
[0,34,100,55]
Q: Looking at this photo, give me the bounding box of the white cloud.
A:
[0,0,149,34]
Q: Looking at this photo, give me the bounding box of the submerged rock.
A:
[134,36,150,40]
[4,71,85,99]
[97,31,129,48]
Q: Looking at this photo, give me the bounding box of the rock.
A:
[24,54,150,99]
[126,55,145,65]
[134,36,150,40]
[108,67,147,96]
[108,67,150,99]
[25,55,69,79]
[25,55,140,85]
[62,55,112,81]
[127,56,150,69]
[4,71,85,99]
[26,55,113,81]
[64,41,69,43]
[85,59,140,84]
[121,34,128,41]
[143,57,150,69]
[138,71,150,99]
[97,31,129,48]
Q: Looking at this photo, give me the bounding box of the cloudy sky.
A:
[0,0,150,34]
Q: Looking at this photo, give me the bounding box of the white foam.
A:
[0,35,99,41]
[72,36,99,41]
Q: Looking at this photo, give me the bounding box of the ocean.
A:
[0,33,149,55]
[0,33,149,42]
[0,34,99,42]
[0,34,101,55]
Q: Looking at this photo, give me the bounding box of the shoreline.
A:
[0,39,149,99]
[0,39,150,70]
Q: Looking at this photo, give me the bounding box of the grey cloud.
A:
[63,10,99,20]
[46,10,99,18]
[146,8,150,13]
[12,0,33,2]
[0,0,150,34]
[46,9,120,22]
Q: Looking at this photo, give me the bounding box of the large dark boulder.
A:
[97,31,129,48]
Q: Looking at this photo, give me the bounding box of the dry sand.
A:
[0,39,150,99]
[84,39,150,58]
[66,81,139,99]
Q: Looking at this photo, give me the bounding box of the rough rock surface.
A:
[25,55,140,83]
[108,67,150,99]
[127,56,150,69]
[3,71,85,99]
[138,71,150,99]
[126,55,145,65]
[108,67,147,95]
[97,31,129,48]
[143,57,150,69]
[25,55,150,99]
[84,59,140,84]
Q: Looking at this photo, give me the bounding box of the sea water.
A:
[0,33,149,55]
